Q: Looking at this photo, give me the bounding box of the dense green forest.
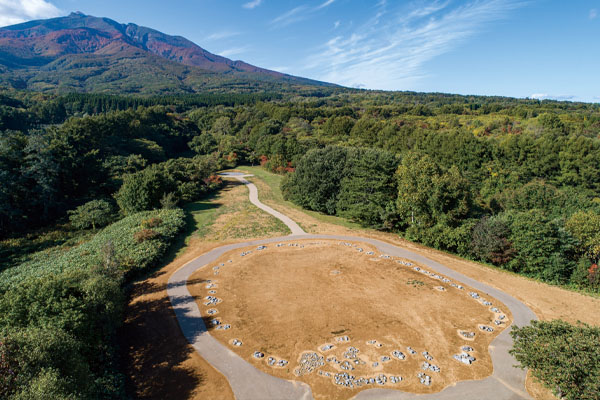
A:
[1,88,600,398]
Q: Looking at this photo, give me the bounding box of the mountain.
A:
[0,12,333,94]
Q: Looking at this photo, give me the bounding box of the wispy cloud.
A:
[334,20,341,29]
[530,93,576,101]
[243,0,263,10]
[271,6,308,27]
[218,46,250,58]
[316,0,335,10]
[205,31,240,41]
[272,0,336,28]
[0,0,62,27]
[301,0,526,89]
[590,9,597,20]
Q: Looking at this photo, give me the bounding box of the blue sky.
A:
[1,0,599,102]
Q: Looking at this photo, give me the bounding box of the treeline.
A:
[3,88,600,292]
[0,105,230,236]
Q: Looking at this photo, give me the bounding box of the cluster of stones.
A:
[422,362,440,372]
[295,352,325,377]
[453,346,476,365]
[417,372,432,386]
[460,330,476,339]
[413,266,461,288]
[204,296,221,306]
[217,241,509,391]
[332,372,403,389]
[267,356,289,368]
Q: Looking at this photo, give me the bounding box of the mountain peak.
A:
[0,13,331,94]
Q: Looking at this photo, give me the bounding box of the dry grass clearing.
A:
[189,240,511,400]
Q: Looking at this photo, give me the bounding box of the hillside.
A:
[0,12,333,94]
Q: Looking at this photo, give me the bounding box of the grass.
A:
[171,179,289,261]
[0,226,95,272]
[237,166,363,231]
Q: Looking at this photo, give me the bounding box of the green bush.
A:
[68,199,114,230]
[0,208,185,289]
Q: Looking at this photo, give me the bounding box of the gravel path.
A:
[167,174,535,399]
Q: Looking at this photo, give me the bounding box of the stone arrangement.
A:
[417,372,432,386]
[295,352,326,376]
[196,240,510,392]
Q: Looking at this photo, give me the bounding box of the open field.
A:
[188,239,510,399]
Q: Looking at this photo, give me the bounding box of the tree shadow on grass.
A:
[120,295,207,400]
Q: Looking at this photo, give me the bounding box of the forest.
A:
[1,88,600,398]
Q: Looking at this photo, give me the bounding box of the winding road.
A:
[167,173,536,400]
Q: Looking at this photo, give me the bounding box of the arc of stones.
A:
[167,172,536,400]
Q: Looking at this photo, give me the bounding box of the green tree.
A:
[68,199,114,230]
[336,148,399,228]
[188,133,218,155]
[0,327,91,399]
[510,320,600,400]
[471,216,515,265]
[503,210,576,282]
[565,210,600,264]
[396,154,471,229]
[115,167,173,215]
[282,146,349,214]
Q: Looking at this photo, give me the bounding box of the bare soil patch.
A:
[189,240,511,399]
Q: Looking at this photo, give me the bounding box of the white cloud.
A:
[218,46,250,58]
[334,20,340,29]
[272,0,337,28]
[590,9,597,19]
[0,0,61,27]
[530,93,575,101]
[271,6,308,27]
[205,31,240,41]
[243,0,263,10]
[301,0,526,90]
[316,0,335,10]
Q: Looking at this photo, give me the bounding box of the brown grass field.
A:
[188,240,511,399]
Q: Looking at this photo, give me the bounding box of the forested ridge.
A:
[1,88,599,398]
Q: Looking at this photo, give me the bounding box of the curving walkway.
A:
[167,173,536,400]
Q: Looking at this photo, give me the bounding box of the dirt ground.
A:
[188,240,511,400]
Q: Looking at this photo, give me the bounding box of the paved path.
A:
[167,174,536,400]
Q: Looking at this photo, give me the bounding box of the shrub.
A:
[134,229,159,243]
[0,208,185,289]
[68,199,114,230]
[141,217,162,229]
